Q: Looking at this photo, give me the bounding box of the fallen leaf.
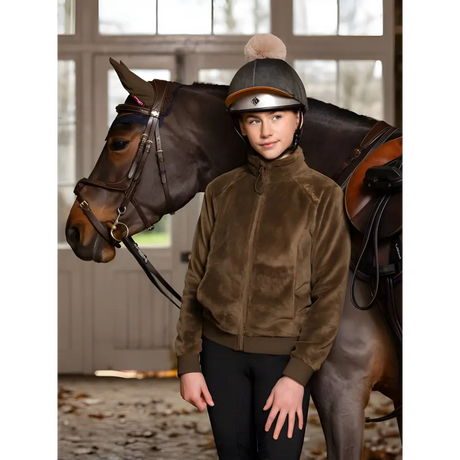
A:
[307,413,321,427]
[310,441,326,455]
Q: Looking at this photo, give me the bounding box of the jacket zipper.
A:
[238,166,266,350]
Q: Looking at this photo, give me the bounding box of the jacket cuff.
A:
[177,353,201,377]
[282,356,315,387]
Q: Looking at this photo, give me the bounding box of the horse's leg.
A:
[311,271,398,460]
[311,361,371,460]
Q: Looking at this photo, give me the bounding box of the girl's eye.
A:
[111,140,129,151]
[249,119,260,125]
[273,115,282,120]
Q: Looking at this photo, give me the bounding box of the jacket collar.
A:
[246,146,307,178]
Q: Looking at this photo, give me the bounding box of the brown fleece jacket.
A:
[175,146,351,386]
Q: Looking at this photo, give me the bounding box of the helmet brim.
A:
[225,86,294,107]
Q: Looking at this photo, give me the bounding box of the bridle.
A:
[73,79,182,308]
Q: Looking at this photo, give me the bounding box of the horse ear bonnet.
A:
[109,58,155,108]
[226,34,308,113]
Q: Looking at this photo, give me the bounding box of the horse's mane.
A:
[191,82,227,89]
[306,98,377,126]
[190,82,229,97]
[179,82,376,127]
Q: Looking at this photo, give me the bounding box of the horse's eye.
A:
[111,140,129,151]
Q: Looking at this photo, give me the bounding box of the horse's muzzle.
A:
[66,223,116,263]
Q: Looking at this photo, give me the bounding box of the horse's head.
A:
[66,59,212,263]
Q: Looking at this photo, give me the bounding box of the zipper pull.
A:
[254,166,265,194]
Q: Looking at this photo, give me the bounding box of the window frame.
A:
[59,0,394,123]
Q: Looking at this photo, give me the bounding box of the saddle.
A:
[344,130,403,323]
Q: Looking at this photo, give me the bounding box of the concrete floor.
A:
[58,375,402,460]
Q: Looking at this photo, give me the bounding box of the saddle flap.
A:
[345,136,402,235]
[350,194,402,239]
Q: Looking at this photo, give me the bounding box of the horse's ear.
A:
[109,58,155,108]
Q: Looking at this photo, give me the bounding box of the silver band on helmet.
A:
[228,93,303,114]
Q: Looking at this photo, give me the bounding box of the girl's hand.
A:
[180,372,215,412]
[263,376,305,439]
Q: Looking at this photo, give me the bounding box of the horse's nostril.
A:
[66,226,81,247]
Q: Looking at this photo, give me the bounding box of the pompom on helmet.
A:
[225,34,308,156]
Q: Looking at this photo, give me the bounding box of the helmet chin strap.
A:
[232,110,304,161]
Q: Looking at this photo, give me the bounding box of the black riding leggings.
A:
[200,336,311,460]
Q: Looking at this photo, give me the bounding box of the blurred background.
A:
[58,0,402,377]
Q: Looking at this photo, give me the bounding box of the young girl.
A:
[175,34,351,460]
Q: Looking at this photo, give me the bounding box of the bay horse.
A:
[65,60,402,459]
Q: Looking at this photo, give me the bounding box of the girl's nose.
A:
[261,122,273,138]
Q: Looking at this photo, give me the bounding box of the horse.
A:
[65,59,402,459]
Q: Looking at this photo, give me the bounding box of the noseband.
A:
[73,79,175,248]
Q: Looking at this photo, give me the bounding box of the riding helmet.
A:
[226,34,308,114]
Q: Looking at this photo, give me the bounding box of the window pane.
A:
[58,186,76,244]
[158,0,211,34]
[339,0,383,36]
[213,0,270,35]
[293,0,383,36]
[58,60,76,185]
[294,60,383,119]
[132,215,172,247]
[198,69,237,85]
[58,0,76,34]
[99,0,157,35]
[338,60,383,119]
[107,68,171,127]
[294,60,337,105]
[293,0,337,35]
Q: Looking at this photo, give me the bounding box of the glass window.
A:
[293,0,337,35]
[294,60,383,120]
[338,60,383,120]
[338,0,383,36]
[58,60,76,244]
[132,217,172,247]
[213,0,270,35]
[293,0,383,36]
[294,60,338,105]
[99,0,272,36]
[107,68,173,247]
[158,0,212,34]
[99,0,157,35]
[198,69,237,85]
[58,0,76,35]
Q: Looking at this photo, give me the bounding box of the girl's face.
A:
[239,109,300,160]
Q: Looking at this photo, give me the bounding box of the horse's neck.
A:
[301,99,378,180]
[171,84,247,191]
[168,85,378,195]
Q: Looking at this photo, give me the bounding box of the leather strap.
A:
[336,121,395,187]
[123,236,182,309]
